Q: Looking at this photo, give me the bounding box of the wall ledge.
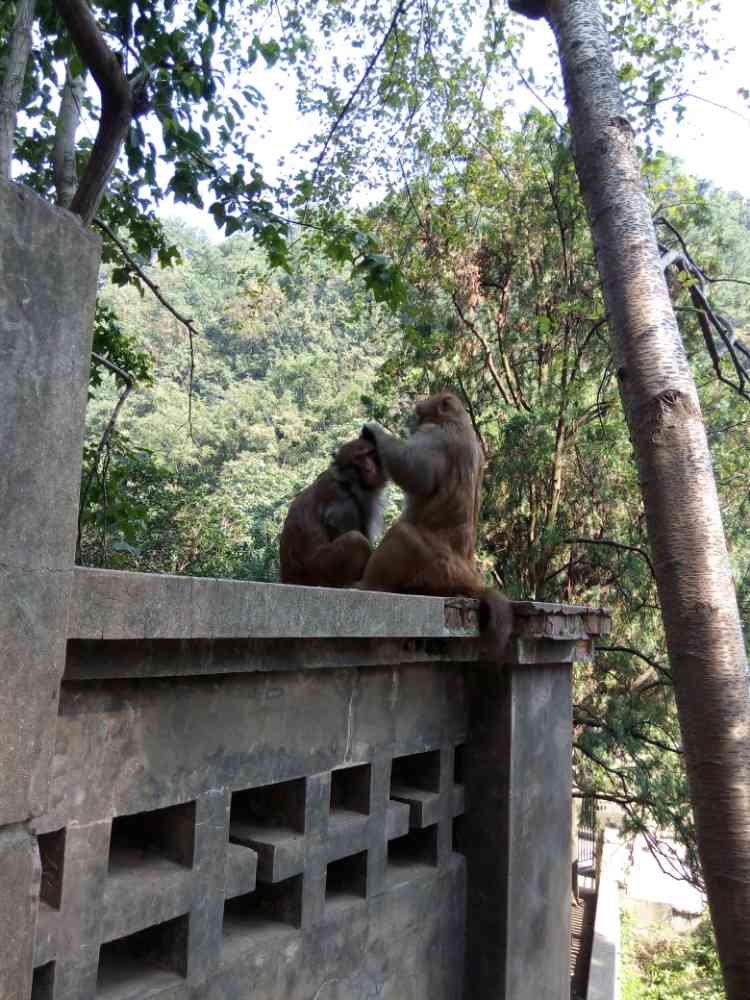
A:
[68,567,610,648]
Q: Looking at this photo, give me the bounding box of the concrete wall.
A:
[587,832,621,1000]
[1,179,612,1000]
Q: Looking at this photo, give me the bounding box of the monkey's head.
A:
[333,437,387,491]
[415,391,470,430]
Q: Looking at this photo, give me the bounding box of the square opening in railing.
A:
[31,961,55,1000]
[390,750,441,796]
[96,914,189,996]
[108,801,196,873]
[223,874,303,946]
[387,825,438,871]
[230,778,306,836]
[38,829,65,909]
[330,764,371,816]
[325,850,368,906]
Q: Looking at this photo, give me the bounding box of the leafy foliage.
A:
[79,221,401,577]
[622,911,725,1000]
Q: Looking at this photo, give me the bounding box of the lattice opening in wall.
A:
[38,829,65,909]
[388,825,438,872]
[330,764,371,816]
[230,778,306,836]
[223,875,302,952]
[31,961,55,1000]
[390,749,441,796]
[326,850,367,907]
[96,914,189,997]
[109,801,196,873]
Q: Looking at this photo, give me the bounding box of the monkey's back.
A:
[403,427,483,560]
[279,470,338,584]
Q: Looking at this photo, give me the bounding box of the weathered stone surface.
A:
[207,857,466,1000]
[0,829,39,1000]
[69,568,611,647]
[0,178,99,824]
[464,663,573,1000]
[68,567,452,640]
[31,660,470,1000]
[46,666,466,828]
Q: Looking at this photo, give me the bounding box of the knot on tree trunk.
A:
[636,389,702,440]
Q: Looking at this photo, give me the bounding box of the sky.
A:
[663,0,750,197]
[477,0,750,198]
[170,0,750,236]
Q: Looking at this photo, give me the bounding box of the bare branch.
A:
[639,89,750,125]
[77,380,132,561]
[94,217,197,437]
[54,60,85,208]
[91,350,133,384]
[564,536,656,580]
[655,216,750,403]
[452,292,511,405]
[310,0,413,186]
[598,644,672,680]
[0,0,37,178]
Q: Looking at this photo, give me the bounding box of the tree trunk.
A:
[54,61,85,208]
[509,1,750,996]
[0,0,37,178]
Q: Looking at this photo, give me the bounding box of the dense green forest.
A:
[80,113,750,901]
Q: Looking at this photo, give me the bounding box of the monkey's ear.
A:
[361,424,376,442]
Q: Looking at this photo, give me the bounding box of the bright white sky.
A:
[170,0,750,235]
[663,0,750,196]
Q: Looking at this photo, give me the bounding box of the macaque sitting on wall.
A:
[279,436,388,587]
[358,391,513,663]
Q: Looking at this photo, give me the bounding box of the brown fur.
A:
[358,392,513,663]
[279,437,387,587]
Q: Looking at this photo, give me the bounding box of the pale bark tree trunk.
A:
[509,1,750,996]
[54,61,85,208]
[0,0,37,178]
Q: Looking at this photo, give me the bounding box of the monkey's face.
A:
[415,391,466,428]
[334,438,386,490]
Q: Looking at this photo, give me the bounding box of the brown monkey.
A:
[279,436,388,587]
[359,391,512,662]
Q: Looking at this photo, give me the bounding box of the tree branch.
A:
[77,380,132,561]
[0,0,37,178]
[54,59,85,207]
[452,292,511,405]
[564,536,656,580]
[655,216,750,403]
[93,217,197,437]
[310,0,413,185]
[91,350,133,384]
[54,0,147,224]
[598,643,672,680]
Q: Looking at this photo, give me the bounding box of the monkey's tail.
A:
[477,589,514,665]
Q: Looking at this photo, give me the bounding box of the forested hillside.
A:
[81,222,401,579]
[80,115,750,897]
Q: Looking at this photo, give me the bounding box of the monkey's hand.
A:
[362,422,443,497]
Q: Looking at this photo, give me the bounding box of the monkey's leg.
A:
[309,531,373,587]
[355,522,438,592]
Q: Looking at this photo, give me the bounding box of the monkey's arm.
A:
[363,423,445,496]
[323,497,362,539]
